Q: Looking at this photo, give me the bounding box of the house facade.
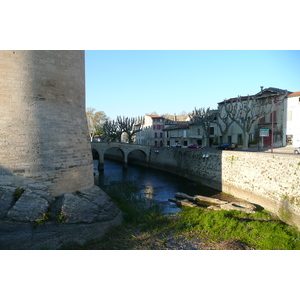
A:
[286,91,300,146]
[163,123,190,146]
[217,87,291,148]
[135,115,165,147]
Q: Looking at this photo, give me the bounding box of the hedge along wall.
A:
[147,148,300,229]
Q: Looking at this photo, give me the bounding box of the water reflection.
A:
[94,159,217,214]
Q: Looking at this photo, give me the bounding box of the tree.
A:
[102,120,122,142]
[102,116,145,143]
[222,89,289,150]
[189,107,217,147]
[86,107,109,141]
[116,116,144,144]
[214,104,235,143]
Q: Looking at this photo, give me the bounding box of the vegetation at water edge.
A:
[61,181,300,250]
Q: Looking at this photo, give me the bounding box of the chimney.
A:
[260,86,264,91]
[174,113,176,121]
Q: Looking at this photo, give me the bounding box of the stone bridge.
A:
[91,142,152,169]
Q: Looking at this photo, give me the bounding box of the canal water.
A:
[94,159,226,214]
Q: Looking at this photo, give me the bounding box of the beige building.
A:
[135,115,165,146]
[286,91,300,146]
[217,87,290,148]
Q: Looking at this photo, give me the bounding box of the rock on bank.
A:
[0,184,122,250]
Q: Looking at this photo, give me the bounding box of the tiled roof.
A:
[163,124,190,131]
[288,91,300,97]
[219,95,254,104]
[146,114,164,118]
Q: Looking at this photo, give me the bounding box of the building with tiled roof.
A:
[135,114,165,146]
[288,91,300,97]
[216,87,292,148]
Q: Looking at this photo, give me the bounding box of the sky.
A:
[85,50,300,120]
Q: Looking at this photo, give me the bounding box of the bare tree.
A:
[117,116,144,144]
[189,107,216,147]
[102,120,122,142]
[86,107,109,141]
[214,104,235,143]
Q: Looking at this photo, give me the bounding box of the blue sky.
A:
[85,50,300,120]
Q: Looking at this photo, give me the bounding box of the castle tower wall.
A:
[0,50,94,196]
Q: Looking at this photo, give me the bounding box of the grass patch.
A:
[174,207,300,250]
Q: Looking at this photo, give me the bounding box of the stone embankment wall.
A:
[148,148,300,228]
[0,50,94,196]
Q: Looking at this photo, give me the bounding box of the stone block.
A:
[0,187,16,218]
[7,189,50,221]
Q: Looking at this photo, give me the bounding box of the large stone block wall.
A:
[0,50,94,196]
[148,148,300,228]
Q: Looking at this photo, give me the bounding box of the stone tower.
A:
[0,50,94,196]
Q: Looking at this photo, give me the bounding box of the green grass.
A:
[174,207,300,250]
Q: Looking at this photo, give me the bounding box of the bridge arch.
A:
[128,149,148,167]
[91,142,151,170]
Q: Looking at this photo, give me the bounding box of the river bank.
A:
[61,180,300,250]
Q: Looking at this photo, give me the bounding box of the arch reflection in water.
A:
[94,159,219,214]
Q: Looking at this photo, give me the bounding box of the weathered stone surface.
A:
[0,184,122,249]
[174,192,228,205]
[59,186,121,223]
[208,202,256,214]
[194,195,228,205]
[180,200,198,207]
[0,50,94,196]
[27,183,54,204]
[0,187,16,218]
[0,212,123,250]
[7,189,50,221]
[60,193,99,224]
[82,186,120,221]
[168,198,197,207]
[171,192,256,213]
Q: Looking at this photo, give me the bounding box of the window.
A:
[271,111,276,122]
[197,128,200,135]
[154,132,157,138]
[210,127,214,135]
[160,132,163,138]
